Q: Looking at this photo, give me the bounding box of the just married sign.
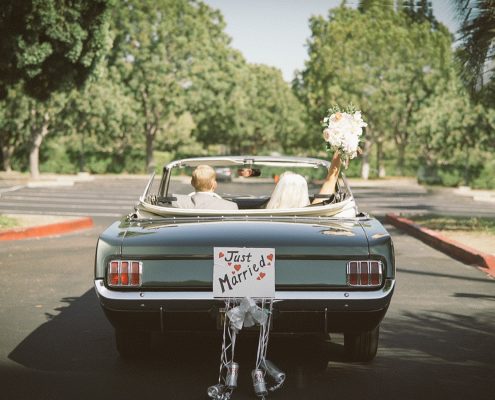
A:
[213,247,275,298]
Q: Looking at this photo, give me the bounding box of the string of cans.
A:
[207,297,286,399]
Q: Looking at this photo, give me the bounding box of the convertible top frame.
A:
[139,156,358,218]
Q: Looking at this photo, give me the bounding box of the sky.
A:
[203,0,459,81]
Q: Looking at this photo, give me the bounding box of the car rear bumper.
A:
[95,279,394,334]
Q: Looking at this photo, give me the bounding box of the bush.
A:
[154,151,174,173]
[438,169,463,187]
[40,140,78,174]
[472,159,495,189]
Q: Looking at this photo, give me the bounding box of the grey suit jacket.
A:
[173,192,238,210]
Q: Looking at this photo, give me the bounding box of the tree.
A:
[110,0,237,171]
[295,4,454,177]
[192,60,306,155]
[0,85,31,171]
[451,0,495,94]
[0,0,113,100]
[56,66,139,173]
[0,84,64,178]
[26,93,67,179]
[411,68,483,183]
[242,64,306,154]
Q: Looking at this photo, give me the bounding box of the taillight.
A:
[107,260,142,287]
[346,260,383,287]
[109,261,119,286]
[120,261,129,285]
[130,261,141,286]
[348,261,359,285]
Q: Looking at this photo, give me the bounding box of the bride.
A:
[266,152,342,209]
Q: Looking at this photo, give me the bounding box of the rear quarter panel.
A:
[94,221,125,279]
[359,218,395,279]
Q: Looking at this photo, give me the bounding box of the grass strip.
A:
[0,215,19,229]
[410,215,495,234]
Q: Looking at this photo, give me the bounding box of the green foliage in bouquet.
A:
[322,103,360,127]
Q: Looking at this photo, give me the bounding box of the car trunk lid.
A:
[119,218,370,289]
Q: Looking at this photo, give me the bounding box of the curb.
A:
[0,217,94,241]
[385,213,495,278]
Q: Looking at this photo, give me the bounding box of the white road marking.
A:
[2,195,136,205]
[0,185,25,195]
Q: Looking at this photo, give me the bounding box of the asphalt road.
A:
[0,177,494,400]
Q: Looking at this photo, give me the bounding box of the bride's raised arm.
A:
[312,151,342,204]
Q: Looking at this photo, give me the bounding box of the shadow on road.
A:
[4,288,495,400]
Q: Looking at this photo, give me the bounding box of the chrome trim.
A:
[346,260,383,287]
[95,279,395,302]
[107,260,143,288]
[139,171,156,202]
[164,156,330,170]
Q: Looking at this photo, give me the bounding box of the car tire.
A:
[115,329,151,359]
[344,325,379,362]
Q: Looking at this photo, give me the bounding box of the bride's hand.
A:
[330,151,341,168]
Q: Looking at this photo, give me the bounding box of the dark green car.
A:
[94,156,395,361]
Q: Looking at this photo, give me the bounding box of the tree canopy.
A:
[294,3,477,180]
[0,0,113,100]
[452,0,495,94]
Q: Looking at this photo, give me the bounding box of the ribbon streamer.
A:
[207,297,284,399]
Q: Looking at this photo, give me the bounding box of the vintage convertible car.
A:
[94,156,395,361]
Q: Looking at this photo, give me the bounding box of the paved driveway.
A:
[0,221,493,400]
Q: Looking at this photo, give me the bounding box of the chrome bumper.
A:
[94,279,395,313]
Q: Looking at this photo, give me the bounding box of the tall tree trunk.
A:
[140,88,157,173]
[145,125,156,173]
[376,140,386,178]
[1,141,14,172]
[2,147,14,172]
[29,112,50,180]
[396,142,406,176]
[78,122,88,172]
[361,138,372,180]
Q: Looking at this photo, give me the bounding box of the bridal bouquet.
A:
[322,105,367,167]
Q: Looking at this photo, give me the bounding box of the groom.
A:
[173,165,238,210]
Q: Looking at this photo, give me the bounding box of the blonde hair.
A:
[191,165,216,192]
[266,171,310,209]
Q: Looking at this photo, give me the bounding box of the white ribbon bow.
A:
[226,297,268,332]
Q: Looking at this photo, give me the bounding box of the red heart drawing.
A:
[234,264,241,271]
[267,254,273,261]
[228,262,232,266]
[231,271,235,275]
[258,272,266,280]
[219,252,224,258]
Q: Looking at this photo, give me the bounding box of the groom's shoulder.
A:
[213,197,238,210]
